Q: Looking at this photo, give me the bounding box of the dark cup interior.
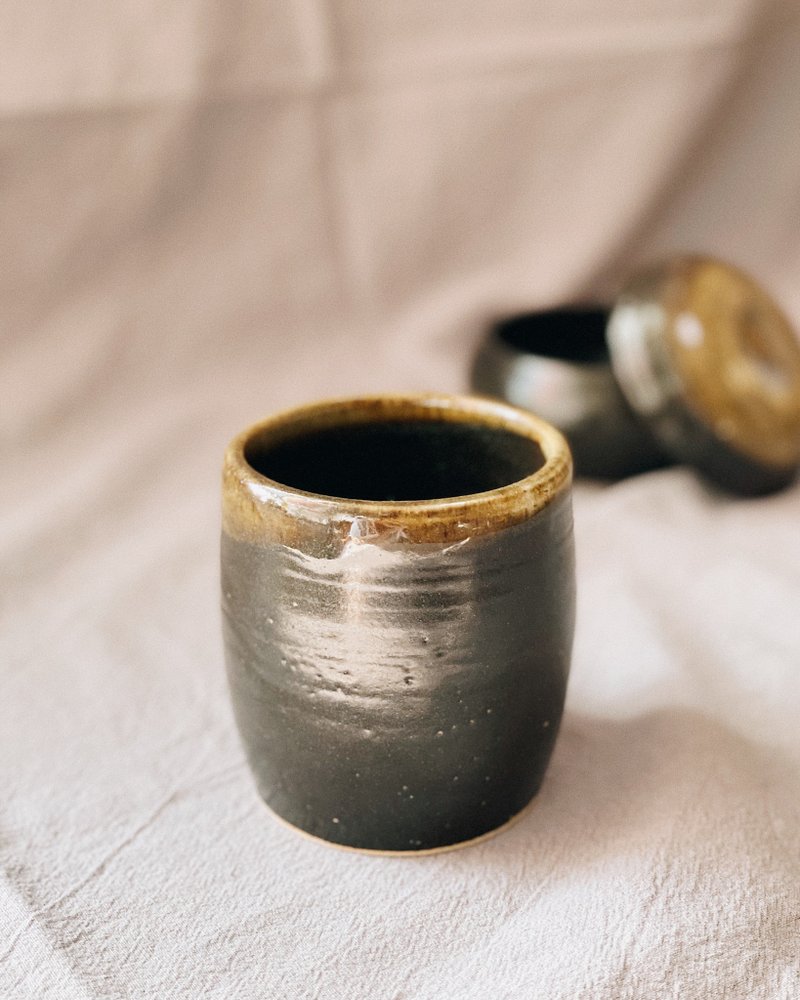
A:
[244,418,545,501]
[496,308,610,363]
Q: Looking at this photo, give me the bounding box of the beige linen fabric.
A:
[2,2,800,997]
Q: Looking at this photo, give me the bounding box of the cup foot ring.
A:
[258,794,540,857]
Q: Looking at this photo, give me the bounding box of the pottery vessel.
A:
[221,394,575,853]
[471,257,800,493]
[607,256,800,495]
[471,309,669,479]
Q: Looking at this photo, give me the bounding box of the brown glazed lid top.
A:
[606,255,800,494]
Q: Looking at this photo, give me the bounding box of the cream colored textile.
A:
[2,2,800,997]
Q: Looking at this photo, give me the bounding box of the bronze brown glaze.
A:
[471,310,671,479]
[221,394,575,853]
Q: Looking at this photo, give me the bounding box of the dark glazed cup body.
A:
[221,395,575,853]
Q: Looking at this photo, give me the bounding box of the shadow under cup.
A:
[221,395,575,853]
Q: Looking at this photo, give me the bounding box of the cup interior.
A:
[496,308,610,363]
[244,414,545,502]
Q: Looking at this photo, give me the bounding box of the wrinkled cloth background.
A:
[2,2,800,997]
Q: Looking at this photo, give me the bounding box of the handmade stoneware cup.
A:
[221,394,575,854]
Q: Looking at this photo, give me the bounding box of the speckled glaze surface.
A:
[470,310,670,479]
[221,394,575,853]
[608,256,800,494]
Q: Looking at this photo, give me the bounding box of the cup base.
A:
[258,793,540,857]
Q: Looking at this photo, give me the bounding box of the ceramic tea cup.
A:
[221,394,575,853]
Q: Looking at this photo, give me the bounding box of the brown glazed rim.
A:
[222,394,572,550]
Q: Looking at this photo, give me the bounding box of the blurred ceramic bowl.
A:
[606,256,800,496]
[470,308,670,479]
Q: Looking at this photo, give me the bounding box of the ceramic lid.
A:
[606,255,800,494]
